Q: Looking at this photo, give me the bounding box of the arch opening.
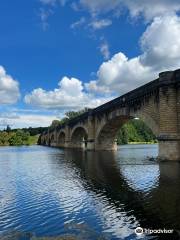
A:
[42,138,46,145]
[96,115,158,151]
[71,127,88,149]
[58,132,66,147]
[49,134,55,146]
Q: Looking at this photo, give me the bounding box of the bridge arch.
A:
[71,126,88,149]
[42,137,46,145]
[41,135,48,145]
[49,133,56,146]
[57,131,66,147]
[95,113,158,151]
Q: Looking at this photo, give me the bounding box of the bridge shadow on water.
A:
[60,148,180,240]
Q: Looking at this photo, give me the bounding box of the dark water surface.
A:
[0,145,180,240]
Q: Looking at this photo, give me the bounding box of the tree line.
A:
[0,126,47,146]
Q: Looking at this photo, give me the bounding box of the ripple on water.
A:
[0,145,180,240]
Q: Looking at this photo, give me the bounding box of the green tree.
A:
[6,125,11,133]
[116,119,156,144]
[9,134,23,146]
[65,108,89,120]
[0,131,10,145]
[9,130,30,146]
[50,120,61,127]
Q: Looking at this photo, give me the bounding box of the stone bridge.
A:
[39,69,180,161]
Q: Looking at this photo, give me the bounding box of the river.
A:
[0,144,180,240]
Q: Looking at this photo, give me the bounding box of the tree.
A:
[116,119,156,145]
[9,130,30,146]
[0,131,9,145]
[6,125,11,133]
[51,108,90,127]
[65,108,90,120]
[50,120,61,127]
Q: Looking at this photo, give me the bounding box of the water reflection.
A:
[0,145,180,239]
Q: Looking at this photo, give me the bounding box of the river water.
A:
[0,145,180,240]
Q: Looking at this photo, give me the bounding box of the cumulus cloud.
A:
[122,0,180,21]
[0,66,20,104]
[86,53,153,94]
[24,76,111,110]
[37,0,180,100]
[86,14,180,95]
[140,15,180,69]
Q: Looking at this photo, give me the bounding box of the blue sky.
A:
[1,0,180,128]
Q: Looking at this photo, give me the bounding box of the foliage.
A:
[0,131,10,145]
[65,108,89,119]
[50,120,61,128]
[13,127,47,136]
[9,130,30,146]
[116,119,156,144]
[0,128,39,146]
[47,108,91,127]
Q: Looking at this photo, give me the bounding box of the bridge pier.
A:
[158,139,180,161]
[95,141,117,151]
[86,139,95,150]
[158,71,180,161]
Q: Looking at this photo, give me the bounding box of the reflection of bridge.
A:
[54,150,180,237]
[39,69,180,161]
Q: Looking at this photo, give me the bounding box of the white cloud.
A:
[89,19,112,30]
[140,14,180,69]
[0,66,20,104]
[122,0,180,21]
[40,0,56,5]
[70,17,86,29]
[86,53,153,94]
[0,113,57,128]
[40,0,67,6]
[79,0,121,16]
[24,76,111,110]
[0,112,20,119]
[78,0,180,21]
[39,8,54,31]
[39,0,180,23]
[37,1,180,101]
[14,114,57,128]
[99,41,110,60]
[86,14,180,95]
